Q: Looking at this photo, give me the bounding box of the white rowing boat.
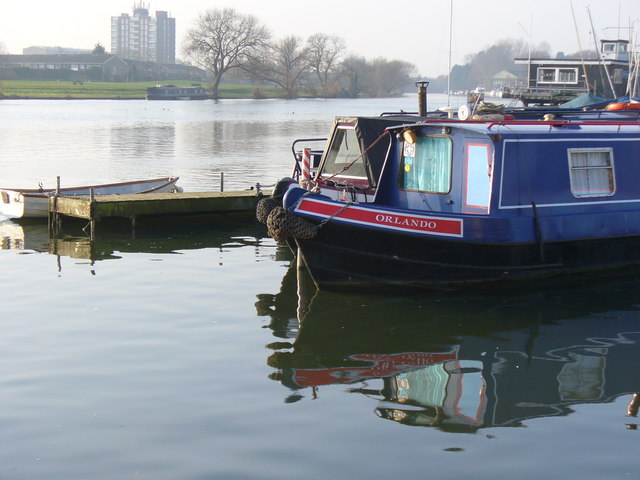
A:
[0,176,181,219]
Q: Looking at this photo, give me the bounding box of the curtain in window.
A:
[401,136,452,193]
[570,150,614,196]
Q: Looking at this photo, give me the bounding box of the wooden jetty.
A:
[49,190,266,238]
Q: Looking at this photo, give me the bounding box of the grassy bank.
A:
[0,80,285,99]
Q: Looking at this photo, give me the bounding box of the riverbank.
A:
[0,80,285,100]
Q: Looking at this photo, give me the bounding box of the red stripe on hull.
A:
[296,198,463,238]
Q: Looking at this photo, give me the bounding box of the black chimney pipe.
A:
[416,81,429,116]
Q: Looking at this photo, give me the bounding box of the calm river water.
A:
[0,96,639,479]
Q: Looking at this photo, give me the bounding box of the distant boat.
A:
[0,177,181,219]
[512,37,634,106]
[146,84,209,100]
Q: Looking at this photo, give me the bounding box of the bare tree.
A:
[306,33,345,97]
[459,39,552,89]
[370,58,417,96]
[0,42,7,55]
[183,8,271,99]
[339,55,373,98]
[248,36,311,99]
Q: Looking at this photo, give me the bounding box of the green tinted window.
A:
[399,136,452,193]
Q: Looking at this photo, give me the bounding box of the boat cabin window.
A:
[320,126,368,179]
[603,42,628,54]
[568,148,615,198]
[463,143,492,213]
[399,136,452,193]
[537,67,578,84]
[558,69,577,83]
[614,68,623,84]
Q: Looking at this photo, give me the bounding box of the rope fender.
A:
[256,195,282,224]
[256,177,297,224]
[266,206,319,242]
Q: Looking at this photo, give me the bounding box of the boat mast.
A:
[629,21,639,98]
[587,5,617,97]
[570,1,590,93]
[447,0,453,106]
[518,15,532,90]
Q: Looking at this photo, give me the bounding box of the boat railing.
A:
[291,138,326,181]
[484,118,640,130]
[515,86,589,96]
[384,117,640,136]
[379,111,419,117]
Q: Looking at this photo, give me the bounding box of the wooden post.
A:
[89,188,96,240]
[49,176,61,238]
[48,196,58,238]
[220,172,224,192]
[56,205,62,234]
[131,215,136,239]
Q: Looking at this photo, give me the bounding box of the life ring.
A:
[606,102,640,111]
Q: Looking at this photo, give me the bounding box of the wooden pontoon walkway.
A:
[49,190,266,238]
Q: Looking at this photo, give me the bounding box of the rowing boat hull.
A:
[0,177,180,219]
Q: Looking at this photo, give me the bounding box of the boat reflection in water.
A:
[0,218,273,264]
[258,265,640,431]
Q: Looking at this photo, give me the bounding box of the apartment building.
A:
[111,2,175,64]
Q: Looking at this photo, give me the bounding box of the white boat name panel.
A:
[296,198,463,238]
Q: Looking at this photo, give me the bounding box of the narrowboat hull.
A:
[281,186,640,290]
[293,219,640,290]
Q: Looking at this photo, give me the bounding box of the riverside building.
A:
[111,2,175,63]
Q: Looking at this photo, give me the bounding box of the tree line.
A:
[422,39,551,92]
[182,8,417,99]
[428,38,609,93]
[1,11,598,96]
[183,8,589,99]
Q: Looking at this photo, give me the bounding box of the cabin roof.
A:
[0,53,127,65]
[514,57,629,66]
[397,119,640,140]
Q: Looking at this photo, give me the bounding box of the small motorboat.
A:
[0,176,181,219]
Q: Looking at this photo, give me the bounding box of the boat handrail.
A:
[290,138,327,181]
[379,111,419,117]
[291,138,327,158]
[383,118,640,132]
[291,137,327,160]
[485,119,640,130]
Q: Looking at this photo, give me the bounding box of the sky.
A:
[1,0,639,77]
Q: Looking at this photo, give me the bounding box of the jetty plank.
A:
[50,190,265,220]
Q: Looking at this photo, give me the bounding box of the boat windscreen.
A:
[321,126,369,179]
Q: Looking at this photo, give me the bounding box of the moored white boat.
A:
[0,176,181,219]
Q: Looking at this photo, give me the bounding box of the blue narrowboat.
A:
[146,84,209,100]
[262,111,640,290]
